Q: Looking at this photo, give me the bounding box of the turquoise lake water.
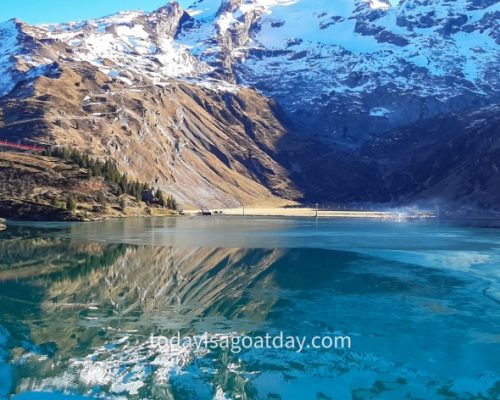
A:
[0,217,499,399]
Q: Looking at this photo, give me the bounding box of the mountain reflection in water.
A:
[0,219,499,399]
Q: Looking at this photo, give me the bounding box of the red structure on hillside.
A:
[0,140,45,153]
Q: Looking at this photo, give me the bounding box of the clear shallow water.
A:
[0,217,499,399]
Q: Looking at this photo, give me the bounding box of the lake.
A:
[0,217,499,399]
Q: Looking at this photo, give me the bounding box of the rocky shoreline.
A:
[0,200,177,223]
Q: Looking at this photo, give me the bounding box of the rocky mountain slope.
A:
[1,71,301,208]
[0,0,498,208]
[362,104,500,208]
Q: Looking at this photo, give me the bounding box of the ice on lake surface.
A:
[0,217,499,399]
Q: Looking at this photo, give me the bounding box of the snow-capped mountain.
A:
[180,0,499,139]
[0,0,499,208]
[2,0,498,137]
[2,0,498,140]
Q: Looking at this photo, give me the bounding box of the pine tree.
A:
[62,148,71,160]
[156,189,166,207]
[66,197,77,212]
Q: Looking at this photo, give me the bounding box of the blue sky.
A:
[0,0,192,24]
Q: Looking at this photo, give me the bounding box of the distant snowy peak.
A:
[0,19,59,97]
[0,4,240,97]
[25,4,219,89]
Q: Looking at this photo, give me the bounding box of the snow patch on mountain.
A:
[251,0,381,53]
[368,0,391,10]
[0,20,18,97]
[370,107,391,117]
[187,0,224,19]
[0,19,59,98]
